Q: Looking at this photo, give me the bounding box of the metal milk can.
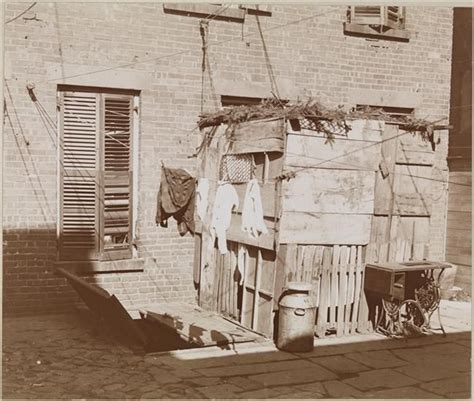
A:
[277,281,316,352]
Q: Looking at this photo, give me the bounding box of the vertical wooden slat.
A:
[273,244,288,310]
[226,247,230,315]
[344,245,357,335]
[212,247,220,311]
[351,245,363,334]
[193,234,202,286]
[252,250,263,330]
[263,152,270,183]
[303,246,316,283]
[357,246,371,332]
[329,245,340,328]
[337,246,349,336]
[230,242,237,319]
[241,245,250,326]
[296,245,305,282]
[312,246,324,308]
[316,246,332,338]
[285,244,298,284]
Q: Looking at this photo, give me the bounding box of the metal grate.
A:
[219,153,254,183]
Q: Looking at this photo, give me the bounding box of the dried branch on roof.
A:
[197,99,446,149]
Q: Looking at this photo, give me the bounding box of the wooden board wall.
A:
[279,119,383,245]
[370,123,435,262]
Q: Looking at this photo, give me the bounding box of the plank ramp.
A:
[140,302,264,347]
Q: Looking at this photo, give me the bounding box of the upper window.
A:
[344,6,410,41]
[163,3,271,22]
[58,87,138,261]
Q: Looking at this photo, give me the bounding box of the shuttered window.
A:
[59,88,137,261]
[349,6,406,30]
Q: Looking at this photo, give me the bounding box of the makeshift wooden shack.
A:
[194,107,441,339]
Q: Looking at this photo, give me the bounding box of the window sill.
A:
[163,4,246,22]
[344,22,411,42]
[54,258,145,274]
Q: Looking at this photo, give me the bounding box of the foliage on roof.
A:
[198,99,447,149]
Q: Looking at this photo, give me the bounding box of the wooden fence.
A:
[285,240,429,338]
[284,244,370,338]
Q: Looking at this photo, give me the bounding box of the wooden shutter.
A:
[351,6,404,29]
[59,91,100,260]
[385,6,404,29]
[100,94,133,260]
[351,6,383,25]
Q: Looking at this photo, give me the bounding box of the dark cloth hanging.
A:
[156,166,196,236]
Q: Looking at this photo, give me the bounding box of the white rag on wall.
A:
[196,178,209,221]
[210,181,239,254]
[237,243,248,285]
[241,179,268,238]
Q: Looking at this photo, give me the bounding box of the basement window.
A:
[355,104,415,120]
[344,6,411,41]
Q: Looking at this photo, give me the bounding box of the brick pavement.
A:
[2,301,471,399]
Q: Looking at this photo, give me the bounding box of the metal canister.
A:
[277,281,316,352]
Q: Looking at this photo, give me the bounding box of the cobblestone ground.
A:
[3,301,471,399]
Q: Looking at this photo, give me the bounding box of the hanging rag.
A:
[156,166,196,236]
[236,244,247,285]
[210,182,239,254]
[241,178,268,238]
[196,178,210,222]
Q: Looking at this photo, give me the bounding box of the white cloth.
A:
[196,178,209,221]
[241,179,268,238]
[237,244,247,285]
[210,182,239,254]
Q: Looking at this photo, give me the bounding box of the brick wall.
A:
[3,3,453,315]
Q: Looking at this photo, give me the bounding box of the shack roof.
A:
[197,99,449,149]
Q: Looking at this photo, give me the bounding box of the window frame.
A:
[344,6,411,41]
[57,85,139,262]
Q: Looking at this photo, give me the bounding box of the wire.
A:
[43,9,336,84]
[5,2,37,24]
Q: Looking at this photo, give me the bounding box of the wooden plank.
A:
[303,246,316,284]
[393,164,432,215]
[229,117,285,154]
[142,302,262,347]
[396,133,434,165]
[446,210,473,227]
[357,247,371,333]
[281,169,376,214]
[193,234,202,285]
[285,134,381,171]
[233,182,276,217]
[273,244,288,310]
[337,246,349,337]
[198,126,226,310]
[296,245,305,282]
[351,246,363,335]
[344,245,357,335]
[252,250,263,330]
[230,242,238,319]
[370,215,389,244]
[374,124,400,215]
[312,246,325,307]
[285,244,298,284]
[447,196,472,213]
[316,246,332,338]
[329,245,340,328]
[279,213,372,245]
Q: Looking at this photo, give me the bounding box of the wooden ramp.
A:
[140,302,264,347]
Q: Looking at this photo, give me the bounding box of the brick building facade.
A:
[4,3,454,315]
